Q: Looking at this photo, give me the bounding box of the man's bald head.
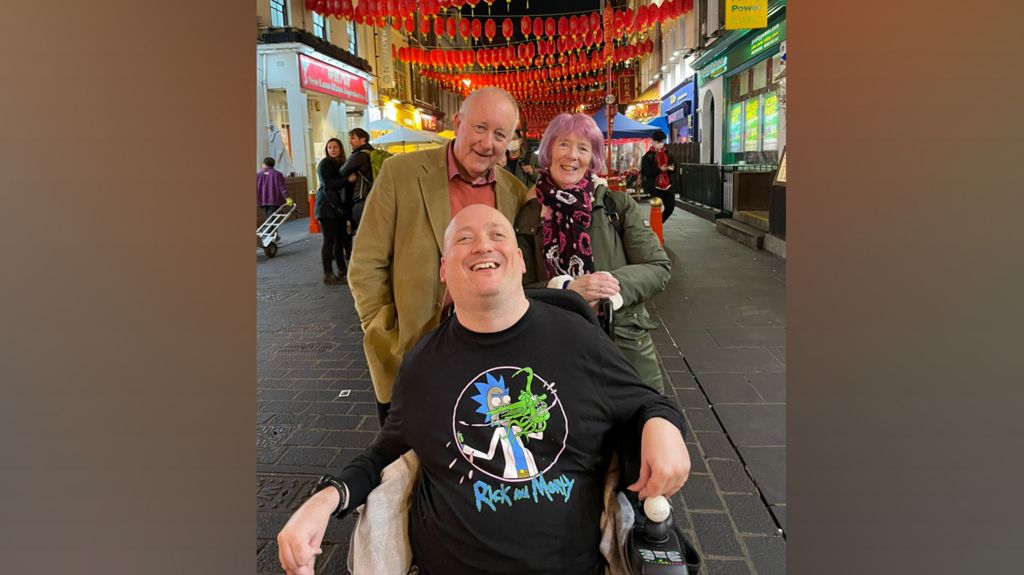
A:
[440,204,526,306]
[443,204,516,255]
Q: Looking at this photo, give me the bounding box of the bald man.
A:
[279,205,691,575]
[348,87,532,425]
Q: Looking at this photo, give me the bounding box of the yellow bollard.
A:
[649,196,664,246]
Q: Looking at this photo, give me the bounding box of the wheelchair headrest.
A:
[524,288,601,329]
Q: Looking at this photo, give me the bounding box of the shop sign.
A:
[298,54,368,105]
[378,32,394,89]
[725,0,768,31]
[762,93,779,150]
[618,73,636,104]
[728,103,743,153]
[698,57,728,84]
[662,80,695,115]
[421,114,438,132]
[728,19,786,70]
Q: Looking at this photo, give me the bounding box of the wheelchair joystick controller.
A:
[626,496,699,575]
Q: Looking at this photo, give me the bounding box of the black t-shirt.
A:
[336,300,685,575]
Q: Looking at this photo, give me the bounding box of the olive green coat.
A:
[513,181,672,392]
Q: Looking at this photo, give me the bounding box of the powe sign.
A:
[298,54,368,106]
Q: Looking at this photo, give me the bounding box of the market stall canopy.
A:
[371,126,448,153]
[646,116,670,135]
[367,117,403,132]
[590,107,660,141]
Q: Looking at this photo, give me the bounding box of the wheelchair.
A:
[344,289,701,575]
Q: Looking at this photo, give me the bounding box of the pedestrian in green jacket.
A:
[513,113,672,393]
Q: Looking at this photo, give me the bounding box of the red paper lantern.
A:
[533,17,543,39]
[502,18,513,41]
[434,16,445,37]
[545,17,556,38]
[419,16,430,35]
[569,15,579,37]
[557,16,568,37]
[459,17,470,39]
[484,19,495,41]
[446,17,457,39]
[471,18,482,41]
[404,16,414,33]
[520,16,531,38]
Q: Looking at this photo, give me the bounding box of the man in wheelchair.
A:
[278,205,692,575]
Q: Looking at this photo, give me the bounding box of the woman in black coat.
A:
[313,138,348,285]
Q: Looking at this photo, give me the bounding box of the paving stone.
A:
[707,327,786,348]
[325,430,378,449]
[723,494,778,536]
[661,328,721,354]
[284,368,329,379]
[690,512,743,558]
[695,432,739,461]
[313,415,363,431]
[675,388,712,410]
[288,378,340,390]
[257,424,295,450]
[766,346,785,366]
[703,559,752,575]
[283,428,329,446]
[699,374,764,405]
[358,416,380,431]
[680,474,724,511]
[348,402,379,417]
[256,411,274,424]
[686,442,707,473]
[771,504,786,533]
[659,356,689,372]
[683,408,724,433]
[276,447,338,467]
[269,413,320,427]
[667,370,699,389]
[293,389,344,402]
[683,348,785,374]
[737,446,786,506]
[323,368,367,379]
[257,447,286,465]
[746,373,786,403]
[304,401,359,415]
[330,447,366,469]
[708,459,757,494]
[713,405,785,446]
[261,400,312,415]
[742,535,786,575]
[257,389,299,401]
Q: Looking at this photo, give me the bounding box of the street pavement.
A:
[256,205,787,574]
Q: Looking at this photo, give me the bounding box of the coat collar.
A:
[417,145,516,254]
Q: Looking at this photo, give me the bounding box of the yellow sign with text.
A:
[726,0,768,30]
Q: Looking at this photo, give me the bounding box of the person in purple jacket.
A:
[257,157,288,220]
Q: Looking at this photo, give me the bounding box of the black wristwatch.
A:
[311,474,349,518]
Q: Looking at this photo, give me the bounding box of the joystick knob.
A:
[644,495,671,523]
[641,495,674,543]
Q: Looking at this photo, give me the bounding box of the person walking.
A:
[640,130,676,222]
[313,138,348,285]
[257,157,288,221]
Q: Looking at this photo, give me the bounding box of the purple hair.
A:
[537,113,607,174]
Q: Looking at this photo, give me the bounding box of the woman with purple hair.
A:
[514,113,672,393]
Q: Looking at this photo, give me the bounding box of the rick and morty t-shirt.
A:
[336,300,685,575]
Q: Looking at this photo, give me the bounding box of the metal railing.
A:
[674,163,724,212]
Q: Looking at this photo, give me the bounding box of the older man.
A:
[278,205,691,575]
[348,87,531,425]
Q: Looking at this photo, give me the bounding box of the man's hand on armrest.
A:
[627,416,691,500]
[277,486,341,575]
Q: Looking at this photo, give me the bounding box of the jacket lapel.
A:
[418,146,451,253]
[494,173,519,220]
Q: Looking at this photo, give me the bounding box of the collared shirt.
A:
[445,141,497,215]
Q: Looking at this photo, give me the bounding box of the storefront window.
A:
[738,72,748,97]
[729,104,743,153]
[762,92,779,150]
[269,0,287,27]
[743,98,761,152]
[752,60,768,92]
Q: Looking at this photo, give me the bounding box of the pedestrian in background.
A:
[257,157,288,221]
[514,113,671,393]
[339,127,376,246]
[313,138,348,286]
[641,130,676,222]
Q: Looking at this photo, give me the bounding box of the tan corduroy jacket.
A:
[348,145,530,404]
